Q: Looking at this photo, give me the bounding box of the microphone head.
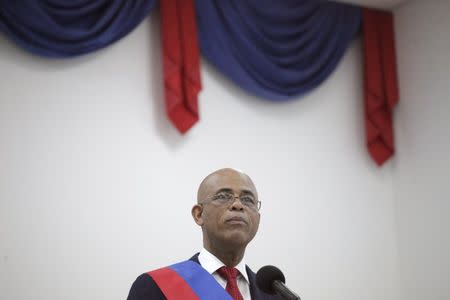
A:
[256,265,286,294]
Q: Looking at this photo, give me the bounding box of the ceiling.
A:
[335,0,410,9]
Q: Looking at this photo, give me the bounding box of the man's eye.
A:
[215,193,231,201]
[241,196,255,205]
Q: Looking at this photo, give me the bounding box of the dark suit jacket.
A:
[127,254,284,300]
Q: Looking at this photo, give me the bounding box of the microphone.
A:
[256,265,301,300]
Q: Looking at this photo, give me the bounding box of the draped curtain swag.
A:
[0,1,399,166]
[0,0,157,57]
[195,0,361,101]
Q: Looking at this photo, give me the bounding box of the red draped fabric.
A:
[160,0,202,134]
[148,268,200,299]
[363,8,399,166]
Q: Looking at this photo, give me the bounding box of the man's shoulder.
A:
[127,273,166,300]
[127,255,200,300]
[128,256,284,300]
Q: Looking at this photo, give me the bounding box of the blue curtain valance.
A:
[0,0,157,57]
[195,0,361,101]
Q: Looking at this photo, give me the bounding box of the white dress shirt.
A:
[198,247,251,300]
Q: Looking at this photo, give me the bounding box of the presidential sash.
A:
[148,260,232,300]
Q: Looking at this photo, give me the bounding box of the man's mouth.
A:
[226,216,247,225]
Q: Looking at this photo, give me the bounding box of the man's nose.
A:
[230,197,244,210]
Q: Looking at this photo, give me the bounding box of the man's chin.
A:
[222,231,252,246]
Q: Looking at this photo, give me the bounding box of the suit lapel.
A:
[189,253,201,264]
[247,265,265,300]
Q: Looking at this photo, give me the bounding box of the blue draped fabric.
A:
[0,0,157,58]
[0,0,362,102]
[195,0,362,101]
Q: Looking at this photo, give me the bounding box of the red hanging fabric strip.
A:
[160,0,201,134]
[363,8,399,166]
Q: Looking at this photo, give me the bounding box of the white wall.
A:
[0,10,401,300]
[393,1,450,300]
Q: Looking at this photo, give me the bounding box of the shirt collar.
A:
[198,247,249,283]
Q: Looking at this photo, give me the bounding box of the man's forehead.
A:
[198,168,257,199]
[207,171,255,190]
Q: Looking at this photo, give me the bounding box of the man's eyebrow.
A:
[216,188,255,196]
[215,188,233,194]
[240,190,255,196]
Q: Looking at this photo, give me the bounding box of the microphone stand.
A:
[273,280,301,300]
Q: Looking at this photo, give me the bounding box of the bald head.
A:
[197,168,257,203]
[192,168,260,262]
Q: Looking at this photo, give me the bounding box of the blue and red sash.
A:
[147,260,232,300]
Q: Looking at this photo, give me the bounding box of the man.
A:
[127,168,283,299]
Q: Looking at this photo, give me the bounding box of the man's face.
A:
[194,169,260,249]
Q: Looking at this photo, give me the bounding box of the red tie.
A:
[217,266,244,300]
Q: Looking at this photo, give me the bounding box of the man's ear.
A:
[191,204,204,226]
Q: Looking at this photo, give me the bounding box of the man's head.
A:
[192,168,260,253]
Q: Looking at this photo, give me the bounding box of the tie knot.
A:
[217,266,240,280]
[217,266,243,300]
